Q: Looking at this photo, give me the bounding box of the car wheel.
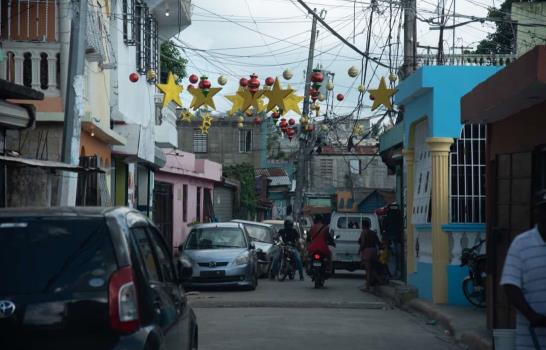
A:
[250,274,258,290]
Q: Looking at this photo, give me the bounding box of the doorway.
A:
[153,181,174,251]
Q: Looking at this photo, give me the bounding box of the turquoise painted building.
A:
[390,66,503,305]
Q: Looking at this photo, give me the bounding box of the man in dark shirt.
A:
[270,219,304,280]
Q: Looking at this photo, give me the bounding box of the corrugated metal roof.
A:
[255,167,288,177]
[269,175,291,186]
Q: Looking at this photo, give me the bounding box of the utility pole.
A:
[60,0,88,206]
[294,8,318,221]
[437,0,446,65]
[400,0,417,79]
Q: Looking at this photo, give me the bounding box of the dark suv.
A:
[0,207,198,350]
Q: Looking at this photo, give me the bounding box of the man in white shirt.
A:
[501,190,546,349]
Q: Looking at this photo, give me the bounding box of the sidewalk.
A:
[375,281,492,350]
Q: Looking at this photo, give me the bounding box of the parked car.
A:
[0,207,198,350]
[180,223,259,290]
[231,220,278,277]
[329,211,381,271]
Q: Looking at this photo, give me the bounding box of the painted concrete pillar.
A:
[426,137,453,304]
[403,148,416,274]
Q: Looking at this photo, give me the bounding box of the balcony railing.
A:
[0,41,61,97]
[416,53,517,67]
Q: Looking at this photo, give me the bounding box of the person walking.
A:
[359,220,381,291]
[501,189,546,349]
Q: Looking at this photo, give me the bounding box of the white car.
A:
[231,220,278,277]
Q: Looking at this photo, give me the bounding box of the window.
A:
[320,159,334,186]
[349,159,361,174]
[132,227,160,281]
[239,129,253,153]
[196,187,201,222]
[193,129,208,153]
[148,227,175,283]
[412,120,432,224]
[182,184,188,223]
[122,0,136,45]
[449,124,486,223]
[133,2,159,74]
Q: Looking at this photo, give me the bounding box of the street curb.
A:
[375,284,492,350]
[189,300,389,310]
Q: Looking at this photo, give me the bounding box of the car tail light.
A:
[108,266,140,333]
[314,254,321,260]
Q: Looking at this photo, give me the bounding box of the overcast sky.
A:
[175,0,497,119]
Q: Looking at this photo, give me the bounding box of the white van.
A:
[329,212,381,271]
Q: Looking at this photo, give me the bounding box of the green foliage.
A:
[160,40,188,83]
[474,0,545,54]
[223,163,257,214]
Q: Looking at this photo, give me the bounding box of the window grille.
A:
[239,129,252,153]
[411,120,431,224]
[320,159,334,186]
[122,0,136,45]
[134,1,148,74]
[449,124,486,223]
[193,129,208,153]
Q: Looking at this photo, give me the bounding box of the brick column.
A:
[426,137,453,304]
[403,148,416,274]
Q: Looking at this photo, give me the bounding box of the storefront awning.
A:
[0,155,104,173]
[0,80,44,129]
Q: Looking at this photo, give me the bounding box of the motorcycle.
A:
[308,235,339,289]
[277,240,298,281]
[460,239,486,307]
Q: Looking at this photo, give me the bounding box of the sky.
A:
[173,0,498,120]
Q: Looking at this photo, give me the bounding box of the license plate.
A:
[200,270,225,277]
[336,254,355,262]
[312,262,322,267]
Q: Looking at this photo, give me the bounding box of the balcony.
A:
[0,41,61,98]
[146,0,192,38]
[416,53,517,67]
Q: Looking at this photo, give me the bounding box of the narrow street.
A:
[189,273,462,350]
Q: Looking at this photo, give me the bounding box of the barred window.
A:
[449,124,486,223]
[122,0,136,45]
[239,129,252,153]
[193,129,208,153]
[134,2,148,74]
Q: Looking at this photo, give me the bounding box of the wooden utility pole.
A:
[437,0,446,65]
[294,9,318,221]
[400,0,417,79]
[60,0,88,205]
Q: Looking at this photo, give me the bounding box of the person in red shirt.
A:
[307,215,334,272]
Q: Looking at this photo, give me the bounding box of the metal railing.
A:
[416,53,517,67]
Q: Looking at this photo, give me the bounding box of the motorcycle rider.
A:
[307,215,334,273]
[270,219,305,281]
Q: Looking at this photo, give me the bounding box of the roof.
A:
[359,190,397,206]
[0,79,44,100]
[268,176,291,186]
[320,145,377,155]
[255,167,291,187]
[0,155,105,173]
[231,219,273,228]
[302,205,332,215]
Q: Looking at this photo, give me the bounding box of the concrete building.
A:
[512,2,546,57]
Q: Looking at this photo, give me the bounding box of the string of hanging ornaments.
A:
[147,63,398,137]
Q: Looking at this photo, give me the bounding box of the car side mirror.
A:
[334,235,341,239]
[249,242,256,250]
[177,258,193,282]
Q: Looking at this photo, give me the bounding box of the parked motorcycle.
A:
[460,239,486,307]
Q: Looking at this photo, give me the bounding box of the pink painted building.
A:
[154,149,222,252]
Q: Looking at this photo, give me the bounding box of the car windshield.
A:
[185,227,247,249]
[0,217,117,295]
[245,225,273,243]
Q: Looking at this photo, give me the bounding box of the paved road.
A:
[189,273,462,350]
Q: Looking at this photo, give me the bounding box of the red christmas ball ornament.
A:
[199,76,211,90]
[311,69,324,83]
[287,128,296,140]
[248,73,260,94]
[279,118,288,130]
[288,118,296,126]
[254,116,262,125]
[187,84,195,90]
[307,124,315,132]
[240,78,249,87]
[336,93,345,101]
[129,72,139,83]
[265,77,275,86]
[271,111,281,120]
[189,74,199,84]
[369,94,375,100]
[309,88,320,97]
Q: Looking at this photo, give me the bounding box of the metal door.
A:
[153,181,173,251]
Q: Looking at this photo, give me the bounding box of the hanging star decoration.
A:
[263,78,293,112]
[188,87,222,111]
[199,113,213,134]
[225,87,245,115]
[282,84,304,115]
[156,71,183,108]
[353,124,364,136]
[180,109,193,123]
[368,76,396,111]
[238,88,265,114]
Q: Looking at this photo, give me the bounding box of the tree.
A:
[223,163,257,217]
[474,0,545,54]
[160,40,188,83]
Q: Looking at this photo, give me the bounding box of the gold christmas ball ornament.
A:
[320,124,329,131]
[389,73,398,82]
[237,122,244,128]
[238,116,245,123]
[300,116,308,125]
[326,81,334,91]
[318,94,326,102]
[282,69,293,80]
[146,69,157,82]
[348,66,360,78]
[358,84,366,93]
[217,75,228,86]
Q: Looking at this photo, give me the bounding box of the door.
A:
[153,181,173,252]
[489,152,533,328]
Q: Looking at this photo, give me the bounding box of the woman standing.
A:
[359,220,381,291]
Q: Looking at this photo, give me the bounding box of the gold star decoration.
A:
[199,113,213,134]
[282,84,304,115]
[238,88,265,114]
[180,109,193,123]
[225,88,245,115]
[368,77,396,111]
[188,87,222,111]
[353,124,364,136]
[156,72,183,108]
[263,78,293,112]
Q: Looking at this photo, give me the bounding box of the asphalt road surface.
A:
[188,273,462,350]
